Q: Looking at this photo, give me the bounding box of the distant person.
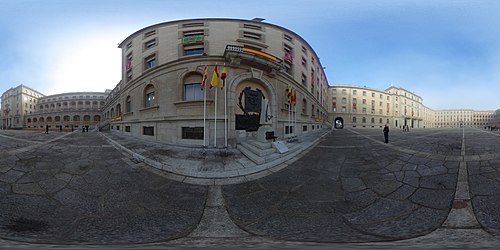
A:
[59,125,62,132]
[383,124,389,143]
[45,124,49,134]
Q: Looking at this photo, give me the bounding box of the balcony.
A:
[223,45,283,72]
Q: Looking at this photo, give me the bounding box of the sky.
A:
[0,0,499,110]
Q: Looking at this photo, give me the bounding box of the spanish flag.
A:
[201,65,207,90]
[220,64,227,90]
[210,65,219,89]
[292,89,297,105]
[287,87,293,104]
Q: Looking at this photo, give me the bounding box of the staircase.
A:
[237,138,302,165]
[97,120,111,131]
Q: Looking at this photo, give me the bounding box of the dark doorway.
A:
[334,117,344,129]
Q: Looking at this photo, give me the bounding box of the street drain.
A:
[6,218,47,232]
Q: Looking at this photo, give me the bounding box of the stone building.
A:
[329,84,495,129]
[1,85,44,129]
[24,92,108,130]
[103,18,330,148]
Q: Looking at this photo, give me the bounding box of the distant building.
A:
[1,84,108,130]
[24,92,108,130]
[1,85,44,129]
[329,84,495,129]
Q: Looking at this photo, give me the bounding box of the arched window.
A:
[116,104,122,116]
[183,73,203,101]
[111,108,115,117]
[144,84,155,108]
[84,115,91,122]
[55,116,61,122]
[379,118,383,124]
[27,118,32,123]
[94,115,101,122]
[40,117,45,123]
[33,118,38,123]
[47,117,53,123]
[126,96,132,113]
[73,115,80,121]
[63,115,70,122]
[352,117,357,123]
[371,117,375,123]
[362,117,366,123]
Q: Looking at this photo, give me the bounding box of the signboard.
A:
[272,141,289,154]
[182,35,204,44]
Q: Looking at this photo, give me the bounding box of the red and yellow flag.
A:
[201,65,207,90]
[220,64,227,90]
[292,89,297,105]
[210,65,219,89]
[287,87,293,104]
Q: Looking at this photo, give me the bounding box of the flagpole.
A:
[203,65,207,147]
[224,77,227,148]
[203,80,207,147]
[214,68,218,148]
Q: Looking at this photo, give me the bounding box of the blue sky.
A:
[0,0,499,110]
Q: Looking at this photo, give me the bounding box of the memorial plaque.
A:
[244,89,262,113]
[272,141,289,154]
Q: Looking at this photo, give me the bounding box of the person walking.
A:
[383,124,389,143]
[45,124,49,134]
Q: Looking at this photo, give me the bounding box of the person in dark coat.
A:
[45,124,49,134]
[383,124,389,143]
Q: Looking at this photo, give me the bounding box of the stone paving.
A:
[0,130,207,244]
[0,127,500,249]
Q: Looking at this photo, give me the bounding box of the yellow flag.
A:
[210,65,219,89]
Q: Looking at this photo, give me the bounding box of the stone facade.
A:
[24,92,108,130]
[1,85,44,129]
[103,18,330,148]
[329,85,495,129]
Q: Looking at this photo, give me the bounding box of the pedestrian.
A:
[45,124,49,134]
[59,125,62,132]
[383,124,389,143]
[82,126,85,132]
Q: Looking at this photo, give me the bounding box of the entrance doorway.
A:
[334,117,344,129]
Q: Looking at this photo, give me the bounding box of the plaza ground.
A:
[0,127,500,249]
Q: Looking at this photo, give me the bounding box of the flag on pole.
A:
[287,87,293,104]
[201,65,207,90]
[292,89,297,105]
[210,65,219,89]
[220,64,227,90]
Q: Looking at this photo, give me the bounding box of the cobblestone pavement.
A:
[0,131,207,244]
[1,128,500,249]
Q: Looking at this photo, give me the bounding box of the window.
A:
[144,84,155,108]
[184,44,204,56]
[362,117,366,123]
[301,57,307,67]
[183,22,204,28]
[125,126,131,132]
[182,127,204,139]
[243,23,262,30]
[243,31,262,41]
[184,83,203,101]
[301,73,307,86]
[144,39,157,50]
[303,125,307,131]
[371,118,375,123]
[362,99,366,104]
[353,117,357,123]
[126,96,132,113]
[371,93,375,97]
[143,126,154,136]
[342,89,347,95]
[353,90,357,95]
[283,33,293,42]
[144,55,157,69]
[144,30,156,38]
